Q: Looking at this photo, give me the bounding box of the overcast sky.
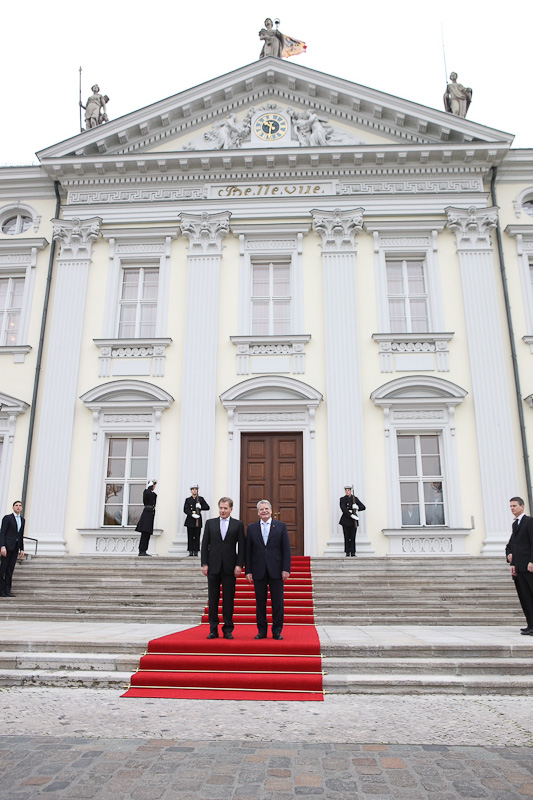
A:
[2,0,531,166]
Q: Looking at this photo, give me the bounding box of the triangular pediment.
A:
[37,58,513,165]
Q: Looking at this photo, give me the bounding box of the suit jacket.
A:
[183,495,210,528]
[201,516,245,575]
[135,488,157,534]
[0,513,25,552]
[339,495,366,528]
[506,514,533,572]
[246,519,291,581]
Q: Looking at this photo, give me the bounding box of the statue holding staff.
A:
[80,84,110,130]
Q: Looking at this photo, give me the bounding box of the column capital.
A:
[311,208,364,252]
[179,211,231,255]
[52,217,102,259]
[446,206,498,251]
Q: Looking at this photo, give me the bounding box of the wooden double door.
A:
[240,432,304,556]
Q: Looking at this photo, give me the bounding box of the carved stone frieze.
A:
[393,410,445,420]
[115,243,165,255]
[52,217,102,259]
[68,188,205,204]
[245,239,297,251]
[312,208,364,252]
[379,237,431,248]
[446,206,498,251]
[179,212,230,255]
[102,414,153,423]
[230,335,311,375]
[340,179,483,195]
[372,333,453,373]
[402,536,453,554]
[238,412,306,422]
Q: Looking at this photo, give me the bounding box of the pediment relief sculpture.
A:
[182,103,367,150]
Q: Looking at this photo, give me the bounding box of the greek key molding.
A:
[52,217,102,259]
[68,188,205,204]
[446,206,498,251]
[312,208,364,252]
[179,211,230,255]
[340,178,483,195]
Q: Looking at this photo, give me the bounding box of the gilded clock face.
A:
[254,113,288,141]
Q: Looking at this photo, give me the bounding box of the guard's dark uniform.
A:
[184,494,210,555]
[135,486,157,555]
[339,493,366,556]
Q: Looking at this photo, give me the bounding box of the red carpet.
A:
[123,556,324,701]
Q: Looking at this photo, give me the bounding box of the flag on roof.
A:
[282,35,307,58]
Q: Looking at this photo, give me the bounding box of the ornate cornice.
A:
[52,217,102,259]
[311,208,364,251]
[445,205,498,251]
[179,211,230,255]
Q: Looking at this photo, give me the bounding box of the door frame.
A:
[220,376,322,556]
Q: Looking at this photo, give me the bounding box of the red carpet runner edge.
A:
[122,556,324,701]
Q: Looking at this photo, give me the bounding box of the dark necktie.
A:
[512,519,519,534]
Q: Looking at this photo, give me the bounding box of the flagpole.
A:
[79,66,83,132]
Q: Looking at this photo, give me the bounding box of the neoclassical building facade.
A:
[1,57,532,558]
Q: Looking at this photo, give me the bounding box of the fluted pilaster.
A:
[169,212,231,554]
[30,217,102,553]
[312,208,373,555]
[446,206,518,553]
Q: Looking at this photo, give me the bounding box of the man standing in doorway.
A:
[506,496,533,634]
[201,497,245,640]
[0,500,25,597]
[246,500,291,640]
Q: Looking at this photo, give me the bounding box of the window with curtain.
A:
[251,258,291,335]
[386,258,429,333]
[103,437,148,526]
[398,433,445,526]
[117,266,159,338]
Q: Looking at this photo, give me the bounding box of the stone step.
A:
[322,673,533,695]
[0,669,132,689]
[322,657,533,675]
[0,652,140,672]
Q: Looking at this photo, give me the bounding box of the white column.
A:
[30,217,102,554]
[168,212,230,554]
[312,208,373,556]
[446,206,519,554]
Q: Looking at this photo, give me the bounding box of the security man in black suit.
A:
[201,496,245,639]
[183,484,210,556]
[339,485,366,556]
[0,500,25,597]
[506,496,533,634]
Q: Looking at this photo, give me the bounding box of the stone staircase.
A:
[1,555,531,694]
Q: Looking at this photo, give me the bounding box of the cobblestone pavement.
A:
[1,689,533,798]
[1,736,533,800]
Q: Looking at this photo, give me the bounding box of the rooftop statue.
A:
[259,18,283,58]
[443,72,472,118]
[80,85,109,130]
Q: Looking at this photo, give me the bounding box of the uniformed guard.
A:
[339,485,366,557]
[183,484,210,556]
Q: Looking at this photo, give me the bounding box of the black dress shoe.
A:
[207,632,219,639]
[520,628,533,635]
[138,552,151,557]
[223,633,234,640]
[254,633,267,639]
[272,633,283,640]
[5,592,15,597]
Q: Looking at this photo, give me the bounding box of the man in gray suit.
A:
[201,497,245,640]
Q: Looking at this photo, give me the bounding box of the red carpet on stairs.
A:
[122,556,324,701]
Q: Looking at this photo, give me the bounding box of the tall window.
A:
[251,258,291,335]
[103,437,148,526]
[0,276,25,345]
[386,259,429,333]
[529,259,533,295]
[118,267,159,338]
[398,434,445,526]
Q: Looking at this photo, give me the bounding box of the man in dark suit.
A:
[506,496,533,634]
[245,500,291,640]
[0,500,25,598]
[201,496,244,640]
[183,484,210,556]
[339,485,366,557]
